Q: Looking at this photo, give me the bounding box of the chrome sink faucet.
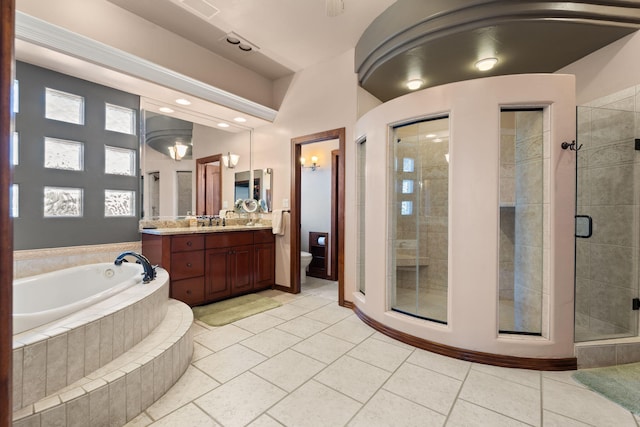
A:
[114,251,157,283]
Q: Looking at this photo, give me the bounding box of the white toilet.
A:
[300,251,312,284]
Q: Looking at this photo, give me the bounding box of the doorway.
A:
[291,128,346,306]
[196,154,222,216]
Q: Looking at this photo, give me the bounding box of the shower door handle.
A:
[575,215,592,238]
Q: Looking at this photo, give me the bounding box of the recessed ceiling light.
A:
[475,57,498,71]
[226,36,240,45]
[217,123,230,128]
[426,134,437,138]
[175,98,191,105]
[238,44,252,52]
[406,79,424,90]
[234,117,247,123]
[433,138,443,143]
[159,107,174,113]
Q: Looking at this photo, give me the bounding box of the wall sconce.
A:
[168,143,188,161]
[300,155,319,171]
[222,152,240,169]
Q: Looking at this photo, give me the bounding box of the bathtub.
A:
[13,262,144,334]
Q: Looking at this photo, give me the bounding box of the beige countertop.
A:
[140,225,273,236]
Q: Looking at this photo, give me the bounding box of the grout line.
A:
[442,359,472,423]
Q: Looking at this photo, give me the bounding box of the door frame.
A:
[290,128,346,306]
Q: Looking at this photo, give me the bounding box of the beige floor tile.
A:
[315,355,391,403]
[232,312,286,334]
[289,295,334,310]
[276,315,329,338]
[195,324,254,352]
[190,322,211,337]
[384,363,461,415]
[146,365,220,420]
[348,337,413,371]
[471,363,541,389]
[446,399,531,426]
[268,380,361,427]
[406,349,471,381]
[240,328,302,357]
[304,304,353,325]
[196,372,287,427]
[292,332,355,364]
[124,412,153,427]
[150,403,219,427]
[541,370,586,388]
[251,349,326,392]
[348,389,445,427]
[191,342,213,362]
[543,410,593,426]
[247,414,284,427]
[322,318,375,344]
[370,331,416,350]
[194,344,266,383]
[267,303,313,320]
[459,370,540,425]
[542,376,636,426]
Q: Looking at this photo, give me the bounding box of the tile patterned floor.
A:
[126,278,640,427]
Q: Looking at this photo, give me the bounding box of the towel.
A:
[272,209,285,235]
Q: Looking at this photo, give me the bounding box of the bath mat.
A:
[192,294,282,327]
[572,362,640,414]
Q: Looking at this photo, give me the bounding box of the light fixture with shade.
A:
[222,152,239,169]
[168,143,188,161]
[406,79,424,90]
[475,57,498,71]
[300,155,319,171]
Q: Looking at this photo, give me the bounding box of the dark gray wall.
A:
[14,61,140,250]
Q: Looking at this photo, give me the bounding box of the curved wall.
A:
[354,73,577,360]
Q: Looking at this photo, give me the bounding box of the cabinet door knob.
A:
[187,241,192,246]
[186,290,191,295]
[187,262,192,267]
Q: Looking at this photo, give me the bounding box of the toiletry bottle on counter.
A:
[187,212,197,228]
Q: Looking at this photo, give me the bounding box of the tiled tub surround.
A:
[12,268,174,420]
[14,241,141,279]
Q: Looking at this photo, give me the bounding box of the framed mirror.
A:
[234,168,273,211]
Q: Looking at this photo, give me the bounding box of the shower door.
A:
[574,103,640,342]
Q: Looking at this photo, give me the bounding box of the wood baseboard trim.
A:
[341,300,354,309]
[353,306,577,371]
[273,284,296,294]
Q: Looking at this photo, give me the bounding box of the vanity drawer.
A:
[170,251,204,280]
[171,235,204,252]
[254,229,275,244]
[206,231,253,248]
[171,277,204,306]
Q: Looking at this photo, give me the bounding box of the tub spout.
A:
[114,251,156,283]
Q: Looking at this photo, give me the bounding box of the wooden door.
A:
[205,163,221,215]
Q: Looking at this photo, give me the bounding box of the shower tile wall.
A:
[575,85,640,341]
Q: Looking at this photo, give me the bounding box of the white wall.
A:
[355,74,577,359]
[558,31,640,105]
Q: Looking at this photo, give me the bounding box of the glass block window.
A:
[44,137,84,171]
[402,158,414,172]
[105,103,136,135]
[105,189,135,217]
[45,88,85,124]
[12,132,19,166]
[11,184,18,218]
[13,80,19,113]
[401,201,413,215]
[44,186,83,217]
[402,179,414,194]
[105,145,136,176]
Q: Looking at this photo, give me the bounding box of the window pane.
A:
[45,88,84,124]
[105,190,135,217]
[498,109,544,335]
[11,184,18,218]
[44,137,84,171]
[12,132,18,166]
[13,80,19,113]
[44,186,83,217]
[105,145,136,176]
[105,103,136,135]
[391,116,449,324]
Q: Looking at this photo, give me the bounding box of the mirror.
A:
[140,109,272,218]
[234,168,273,211]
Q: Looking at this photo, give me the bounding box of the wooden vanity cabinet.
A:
[142,229,275,307]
